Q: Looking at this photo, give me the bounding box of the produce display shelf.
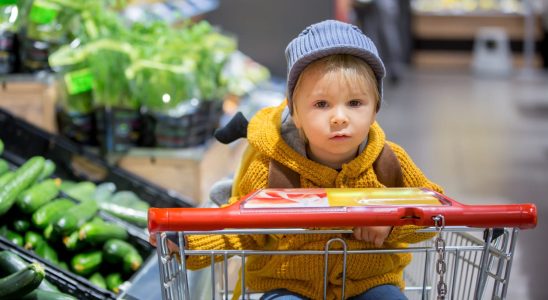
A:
[0,107,191,299]
[0,107,194,209]
[0,236,155,300]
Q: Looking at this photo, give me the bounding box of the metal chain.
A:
[433,215,447,300]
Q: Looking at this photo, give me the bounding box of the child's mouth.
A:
[330,133,350,140]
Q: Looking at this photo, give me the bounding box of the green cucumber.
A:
[94,182,116,202]
[35,242,58,265]
[17,178,61,214]
[71,250,102,276]
[89,216,105,224]
[105,272,123,293]
[0,159,9,176]
[53,199,98,236]
[36,160,56,182]
[32,198,75,229]
[0,262,45,299]
[0,172,15,189]
[99,203,148,227]
[0,156,45,215]
[24,231,45,250]
[0,251,59,292]
[63,231,84,251]
[0,226,23,247]
[79,220,128,244]
[0,139,3,155]
[89,272,107,290]
[43,225,55,241]
[61,181,96,202]
[66,216,106,249]
[12,219,31,233]
[99,191,148,227]
[103,239,142,273]
[21,289,77,300]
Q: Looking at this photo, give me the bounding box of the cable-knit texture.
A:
[186,102,443,299]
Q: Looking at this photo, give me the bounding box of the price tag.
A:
[0,0,18,6]
[29,0,60,25]
[65,69,94,95]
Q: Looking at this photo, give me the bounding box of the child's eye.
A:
[314,101,328,108]
[348,100,362,107]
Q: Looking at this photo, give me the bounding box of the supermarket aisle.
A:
[378,69,548,300]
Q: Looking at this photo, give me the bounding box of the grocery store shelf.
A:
[412,50,543,69]
[413,13,542,40]
[123,0,219,24]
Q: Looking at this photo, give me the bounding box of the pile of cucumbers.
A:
[0,140,145,295]
[0,250,76,299]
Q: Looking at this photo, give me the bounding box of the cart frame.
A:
[154,225,519,300]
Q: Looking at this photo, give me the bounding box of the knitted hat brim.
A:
[287,45,386,104]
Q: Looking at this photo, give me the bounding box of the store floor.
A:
[378,68,548,300]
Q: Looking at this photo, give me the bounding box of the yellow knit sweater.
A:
[186,102,443,300]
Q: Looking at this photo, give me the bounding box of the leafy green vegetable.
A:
[125,59,196,113]
[0,3,18,32]
[24,0,82,43]
[44,4,237,113]
[49,42,94,113]
[86,39,138,109]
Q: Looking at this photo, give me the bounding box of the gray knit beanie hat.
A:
[285,20,385,113]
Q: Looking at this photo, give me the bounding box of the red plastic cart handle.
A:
[148,189,537,232]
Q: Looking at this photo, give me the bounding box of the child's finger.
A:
[149,233,157,246]
[374,236,384,248]
[353,227,363,240]
[148,233,180,254]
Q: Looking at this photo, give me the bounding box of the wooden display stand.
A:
[116,140,246,206]
[0,76,57,133]
[412,12,544,69]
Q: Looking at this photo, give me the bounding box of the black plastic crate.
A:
[55,105,98,146]
[0,30,17,74]
[0,107,193,209]
[95,106,143,153]
[0,149,156,299]
[0,233,155,300]
[142,100,223,148]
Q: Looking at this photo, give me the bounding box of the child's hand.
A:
[352,226,392,247]
[149,233,181,254]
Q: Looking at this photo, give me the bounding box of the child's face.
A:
[292,62,377,169]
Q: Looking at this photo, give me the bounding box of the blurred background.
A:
[0,0,546,299]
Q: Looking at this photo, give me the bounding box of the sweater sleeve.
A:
[385,142,444,245]
[186,149,270,270]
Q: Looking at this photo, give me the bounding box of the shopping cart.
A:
[148,188,537,300]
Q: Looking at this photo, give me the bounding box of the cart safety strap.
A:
[372,143,404,188]
[268,159,301,188]
[268,142,403,188]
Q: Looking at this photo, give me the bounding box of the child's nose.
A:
[330,108,349,125]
